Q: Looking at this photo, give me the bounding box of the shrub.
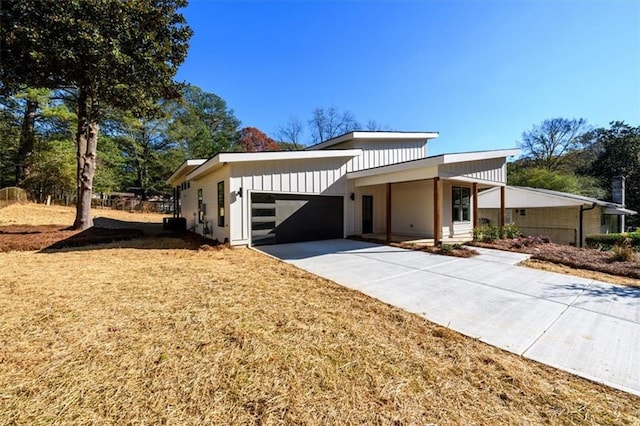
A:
[473,224,520,242]
[585,233,640,252]
[610,238,635,262]
[473,224,500,242]
[502,223,521,239]
[440,243,453,253]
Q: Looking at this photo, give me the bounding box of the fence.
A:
[0,187,28,208]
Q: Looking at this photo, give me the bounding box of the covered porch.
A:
[346,149,518,245]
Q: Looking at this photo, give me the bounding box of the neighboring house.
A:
[477,186,637,247]
[167,131,519,247]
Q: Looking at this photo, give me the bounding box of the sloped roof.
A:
[478,186,637,215]
[306,131,439,151]
[347,148,520,179]
[185,149,363,181]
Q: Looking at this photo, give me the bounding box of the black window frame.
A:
[217,181,225,227]
[452,186,471,222]
[197,188,204,223]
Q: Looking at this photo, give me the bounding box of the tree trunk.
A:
[73,89,99,230]
[16,99,38,186]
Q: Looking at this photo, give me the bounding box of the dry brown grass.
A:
[1,207,639,424]
[0,202,168,226]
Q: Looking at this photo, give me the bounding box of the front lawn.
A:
[1,204,639,424]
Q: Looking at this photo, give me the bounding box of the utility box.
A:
[163,217,187,233]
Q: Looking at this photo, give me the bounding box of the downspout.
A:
[579,203,597,248]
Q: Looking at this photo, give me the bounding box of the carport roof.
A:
[478,186,637,215]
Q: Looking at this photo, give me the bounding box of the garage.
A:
[251,192,344,246]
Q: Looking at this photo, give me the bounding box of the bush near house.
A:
[585,233,640,252]
[472,223,521,242]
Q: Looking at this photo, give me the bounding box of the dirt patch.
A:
[470,237,640,280]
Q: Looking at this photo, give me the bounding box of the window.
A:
[217,181,225,227]
[197,189,204,223]
[452,186,471,222]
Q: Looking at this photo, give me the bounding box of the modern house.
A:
[477,186,637,246]
[167,131,519,247]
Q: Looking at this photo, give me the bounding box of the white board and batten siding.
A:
[188,166,231,243]
[439,158,506,185]
[229,158,352,245]
[336,139,428,172]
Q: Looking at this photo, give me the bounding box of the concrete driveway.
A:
[258,239,640,397]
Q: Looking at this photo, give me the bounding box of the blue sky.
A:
[176,0,640,155]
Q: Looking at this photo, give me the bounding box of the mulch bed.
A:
[470,237,640,279]
[349,235,478,258]
[0,225,220,252]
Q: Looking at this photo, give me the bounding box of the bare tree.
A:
[519,118,590,171]
[308,106,360,143]
[276,116,304,150]
[365,119,391,131]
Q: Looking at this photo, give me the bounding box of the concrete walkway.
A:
[258,239,640,397]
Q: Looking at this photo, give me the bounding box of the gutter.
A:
[579,203,597,248]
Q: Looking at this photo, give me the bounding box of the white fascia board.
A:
[166,159,207,185]
[187,149,363,181]
[440,149,521,163]
[605,207,637,215]
[347,148,520,180]
[218,149,362,163]
[307,131,439,150]
[186,156,224,181]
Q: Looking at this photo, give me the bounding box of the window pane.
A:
[462,187,470,221]
[217,181,225,227]
[452,186,461,221]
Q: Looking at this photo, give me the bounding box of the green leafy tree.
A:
[23,138,76,202]
[1,0,192,229]
[104,108,178,199]
[0,95,21,187]
[168,85,241,159]
[589,121,640,227]
[507,163,604,198]
[0,89,76,193]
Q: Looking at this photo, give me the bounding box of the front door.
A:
[362,195,373,234]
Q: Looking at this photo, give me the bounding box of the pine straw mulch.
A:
[470,237,640,281]
[1,204,639,423]
[1,240,639,425]
[350,235,478,258]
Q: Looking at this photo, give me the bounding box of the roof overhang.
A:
[186,149,363,181]
[166,159,207,185]
[307,131,439,150]
[348,148,520,180]
[605,207,637,216]
[478,186,638,215]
